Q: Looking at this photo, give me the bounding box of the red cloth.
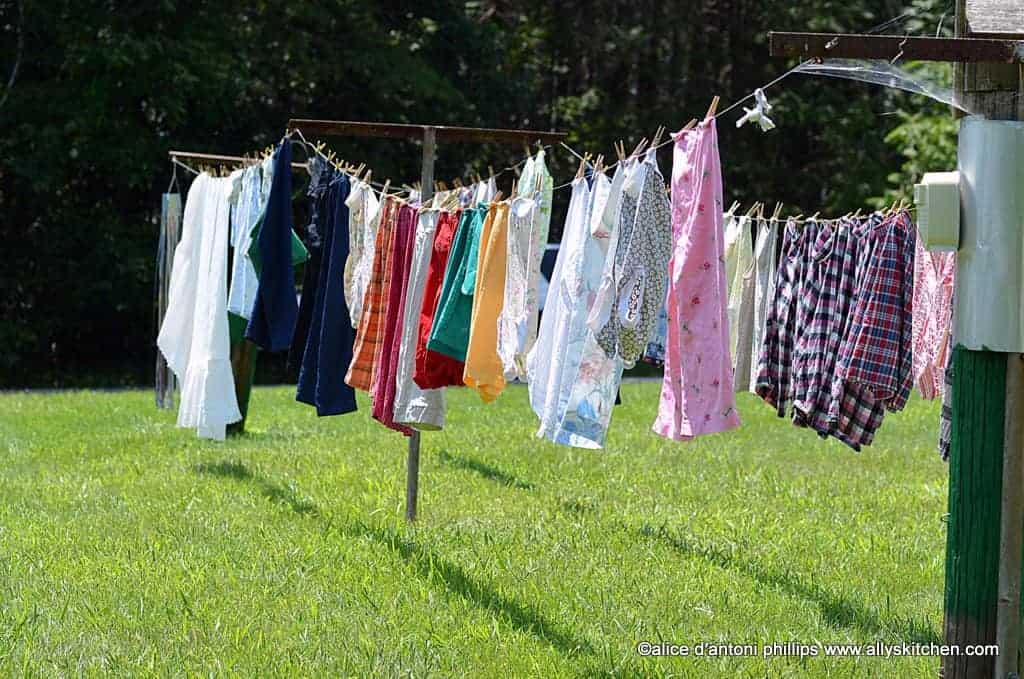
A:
[371,203,417,435]
[414,210,466,389]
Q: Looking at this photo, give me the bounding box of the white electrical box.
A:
[955,116,1024,352]
[913,171,960,252]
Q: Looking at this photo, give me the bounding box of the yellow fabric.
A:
[463,202,510,403]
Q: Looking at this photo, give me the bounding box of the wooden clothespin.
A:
[615,141,625,162]
[726,200,740,216]
[771,202,783,222]
[364,169,372,185]
[510,179,518,197]
[651,125,665,149]
[809,211,821,221]
[593,154,604,175]
[630,138,648,159]
[745,201,761,218]
[682,118,699,132]
[493,190,504,203]
[488,165,495,179]
[575,152,591,180]
[453,177,463,188]
[706,95,720,119]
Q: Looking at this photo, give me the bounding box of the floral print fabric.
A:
[653,118,740,441]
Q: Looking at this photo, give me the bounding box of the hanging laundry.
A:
[294,161,357,417]
[155,192,182,409]
[788,218,869,448]
[393,203,446,430]
[413,210,467,389]
[589,148,673,367]
[755,218,812,418]
[724,210,755,391]
[828,211,915,447]
[939,330,954,460]
[464,201,511,402]
[754,211,916,450]
[528,172,609,445]
[226,165,262,320]
[497,151,553,381]
[347,197,399,391]
[370,203,418,435]
[345,179,381,328]
[245,142,302,352]
[911,233,955,400]
[246,151,309,281]
[653,118,740,441]
[427,205,488,363]
[289,157,331,372]
[157,173,241,440]
[748,213,779,392]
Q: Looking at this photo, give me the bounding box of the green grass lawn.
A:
[0,383,948,677]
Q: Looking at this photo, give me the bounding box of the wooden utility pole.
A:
[772,3,1023,676]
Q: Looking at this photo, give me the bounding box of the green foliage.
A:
[0,0,962,385]
[0,384,947,676]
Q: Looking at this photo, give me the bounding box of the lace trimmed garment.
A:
[497,151,554,381]
[157,173,241,440]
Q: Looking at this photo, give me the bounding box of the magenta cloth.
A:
[911,233,955,400]
[653,118,741,440]
[371,203,417,435]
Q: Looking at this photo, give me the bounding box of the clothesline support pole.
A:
[771,3,1023,677]
[406,125,437,523]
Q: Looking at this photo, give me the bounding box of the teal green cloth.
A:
[427,206,486,362]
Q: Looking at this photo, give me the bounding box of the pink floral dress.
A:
[652,118,741,440]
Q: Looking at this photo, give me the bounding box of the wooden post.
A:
[997,354,1024,678]
[405,126,436,522]
[943,3,1024,678]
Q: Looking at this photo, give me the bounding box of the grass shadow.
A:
[637,523,941,645]
[436,449,535,491]
[343,521,593,659]
[194,460,319,516]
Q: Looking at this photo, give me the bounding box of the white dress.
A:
[157,173,241,440]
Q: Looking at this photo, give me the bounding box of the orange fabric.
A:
[346,198,397,391]
[463,202,510,403]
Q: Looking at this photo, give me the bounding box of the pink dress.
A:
[911,233,955,400]
[652,118,741,440]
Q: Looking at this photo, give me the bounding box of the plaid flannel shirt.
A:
[829,211,915,446]
[755,220,812,416]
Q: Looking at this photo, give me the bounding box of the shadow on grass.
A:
[194,460,319,516]
[343,521,592,659]
[436,449,535,491]
[638,523,941,645]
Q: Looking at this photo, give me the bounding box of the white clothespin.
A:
[736,88,776,132]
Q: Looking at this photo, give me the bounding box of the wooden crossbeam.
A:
[768,31,1024,63]
[287,119,567,145]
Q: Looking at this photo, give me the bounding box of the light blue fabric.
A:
[527,176,614,446]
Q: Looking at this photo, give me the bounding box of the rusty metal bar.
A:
[168,150,306,171]
[287,119,568,145]
[768,31,1023,63]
